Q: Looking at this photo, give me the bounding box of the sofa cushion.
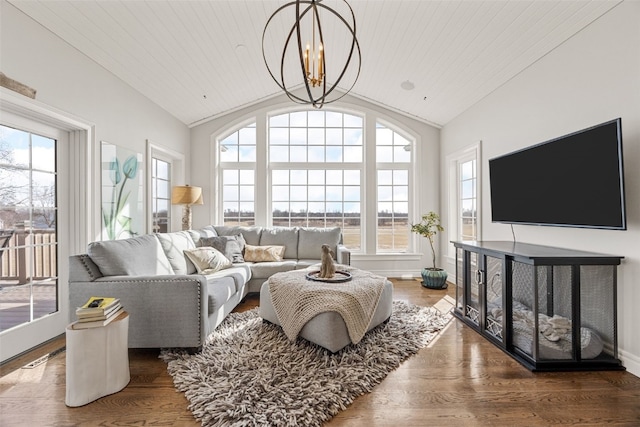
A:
[297,227,341,260]
[259,227,298,259]
[200,235,246,263]
[184,247,232,274]
[204,263,252,292]
[87,235,174,276]
[214,226,262,246]
[244,245,285,262]
[205,276,237,315]
[156,231,197,274]
[249,260,298,279]
[296,259,320,270]
[187,225,218,246]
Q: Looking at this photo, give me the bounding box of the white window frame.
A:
[268,110,365,250]
[213,107,419,257]
[0,88,92,363]
[375,119,414,253]
[216,119,258,227]
[146,140,185,233]
[446,141,482,259]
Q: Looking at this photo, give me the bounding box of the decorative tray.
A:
[305,270,352,283]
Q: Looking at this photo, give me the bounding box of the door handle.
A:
[476,269,485,285]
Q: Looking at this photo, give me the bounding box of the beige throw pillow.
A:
[184,247,232,274]
[243,245,285,262]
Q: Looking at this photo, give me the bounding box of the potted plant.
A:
[411,211,448,289]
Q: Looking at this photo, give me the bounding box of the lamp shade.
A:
[171,185,203,205]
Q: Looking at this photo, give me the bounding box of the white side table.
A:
[65,311,130,407]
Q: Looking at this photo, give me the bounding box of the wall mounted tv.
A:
[489,118,626,230]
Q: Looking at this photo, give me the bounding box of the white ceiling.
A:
[9,0,622,128]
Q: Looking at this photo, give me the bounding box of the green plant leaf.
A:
[410,210,444,269]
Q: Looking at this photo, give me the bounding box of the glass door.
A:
[466,251,480,325]
[0,117,70,362]
[483,254,504,341]
[0,124,58,331]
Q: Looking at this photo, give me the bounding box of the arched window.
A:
[376,122,412,252]
[216,109,416,255]
[269,111,363,250]
[219,122,257,225]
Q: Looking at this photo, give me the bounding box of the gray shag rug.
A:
[160,300,450,427]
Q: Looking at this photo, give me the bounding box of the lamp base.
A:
[181,205,192,231]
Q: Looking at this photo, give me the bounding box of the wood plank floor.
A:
[1,279,639,426]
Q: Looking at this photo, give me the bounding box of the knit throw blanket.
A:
[268,266,387,344]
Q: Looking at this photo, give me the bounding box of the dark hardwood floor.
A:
[1,279,639,426]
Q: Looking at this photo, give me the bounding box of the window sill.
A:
[351,253,422,262]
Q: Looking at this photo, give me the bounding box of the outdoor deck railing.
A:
[0,229,57,285]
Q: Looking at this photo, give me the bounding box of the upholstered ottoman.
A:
[259,274,393,352]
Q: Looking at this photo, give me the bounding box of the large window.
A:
[222,169,255,226]
[269,111,363,163]
[217,109,416,254]
[151,157,171,233]
[271,169,361,249]
[459,158,477,241]
[0,124,58,332]
[147,141,185,233]
[269,111,363,249]
[447,143,481,257]
[220,122,256,226]
[376,123,411,252]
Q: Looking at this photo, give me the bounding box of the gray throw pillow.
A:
[200,234,246,263]
[88,234,175,276]
[214,226,262,246]
[297,227,341,259]
[187,225,218,247]
[259,227,299,259]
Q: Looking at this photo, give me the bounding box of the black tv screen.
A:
[489,118,626,230]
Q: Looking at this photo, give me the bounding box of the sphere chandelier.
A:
[262,0,361,109]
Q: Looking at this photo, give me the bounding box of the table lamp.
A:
[171,185,203,230]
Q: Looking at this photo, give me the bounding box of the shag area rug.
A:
[160,300,450,427]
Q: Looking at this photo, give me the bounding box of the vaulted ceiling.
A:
[9,0,621,128]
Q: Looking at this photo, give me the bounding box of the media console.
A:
[452,241,624,371]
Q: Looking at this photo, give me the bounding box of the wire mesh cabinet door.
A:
[454,243,506,347]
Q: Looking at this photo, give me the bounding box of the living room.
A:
[1,0,639,425]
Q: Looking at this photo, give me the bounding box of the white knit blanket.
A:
[267,266,387,344]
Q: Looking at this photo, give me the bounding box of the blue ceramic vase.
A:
[421,268,448,289]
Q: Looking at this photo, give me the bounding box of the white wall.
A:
[189,91,441,277]
[0,0,190,361]
[1,0,190,243]
[440,1,640,376]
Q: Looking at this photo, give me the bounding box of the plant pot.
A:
[421,268,448,289]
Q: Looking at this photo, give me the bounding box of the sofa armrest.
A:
[337,244,351,266]
[69,275,209,349]
[69,254,104,281]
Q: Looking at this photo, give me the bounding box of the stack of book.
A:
[73,296,124,329]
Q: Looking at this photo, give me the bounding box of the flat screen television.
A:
[489,118,626,230]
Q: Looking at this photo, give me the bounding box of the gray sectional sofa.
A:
[68,225,350,350]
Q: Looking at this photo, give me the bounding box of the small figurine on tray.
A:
[319,244,336,279]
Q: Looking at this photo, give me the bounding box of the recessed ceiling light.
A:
[400,80,415,91]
